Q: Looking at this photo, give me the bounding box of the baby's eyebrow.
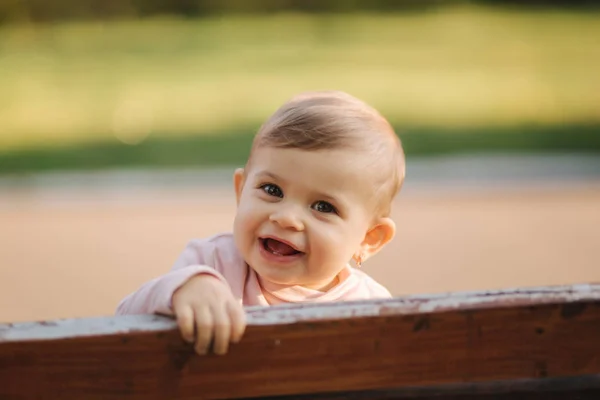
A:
[255,170,284,182]
[314,191,343,206]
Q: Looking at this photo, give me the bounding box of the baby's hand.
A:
[171,274,246,355]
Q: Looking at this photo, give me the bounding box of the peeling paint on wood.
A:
[1,283,598,342]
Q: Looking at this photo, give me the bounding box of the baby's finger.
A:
[211,305,231,355]
[175,305,195,343]
[194,306,214,355]
[227,301,247,344]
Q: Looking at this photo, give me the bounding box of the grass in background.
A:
[1,123,599,175]
[0,5,599,173]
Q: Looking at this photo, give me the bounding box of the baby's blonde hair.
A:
[249,90,405,217]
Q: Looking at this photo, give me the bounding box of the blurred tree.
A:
[1,0,598,24]
[0,0,456,24]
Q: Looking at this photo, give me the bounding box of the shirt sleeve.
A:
[357,270,393,299]
[115,239,229,316]
[367,280,393,299]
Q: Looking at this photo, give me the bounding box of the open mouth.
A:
[260,237,303,257]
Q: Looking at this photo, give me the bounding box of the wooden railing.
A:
[1,283,600,399]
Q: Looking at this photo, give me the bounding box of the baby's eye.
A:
[312,201,337,214]
[260,183,283,198]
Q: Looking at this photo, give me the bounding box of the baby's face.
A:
[232,146,382,290]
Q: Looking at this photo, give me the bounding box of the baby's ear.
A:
[358,217,396,262]
[233,168,245,205]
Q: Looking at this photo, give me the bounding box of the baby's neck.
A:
[257,271,341,293]
[312,274,340,292]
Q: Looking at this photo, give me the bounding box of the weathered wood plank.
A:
[2,283,599,341]
[1,283,599,399]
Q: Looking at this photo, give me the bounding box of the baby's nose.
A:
[269,210,304,231]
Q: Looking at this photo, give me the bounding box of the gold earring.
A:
[355,253,363,268]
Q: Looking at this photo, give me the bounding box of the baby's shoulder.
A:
[350,268,393,299]
[195,231,242,258]
[187,232,236,250]
[177,232,242,269]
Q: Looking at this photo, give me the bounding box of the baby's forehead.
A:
[248,146,389,199]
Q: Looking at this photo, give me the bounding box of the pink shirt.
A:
[116,233,391,316]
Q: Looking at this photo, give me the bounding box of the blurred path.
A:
[2,153,600,193]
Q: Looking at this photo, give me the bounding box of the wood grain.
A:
[1,284,599,399]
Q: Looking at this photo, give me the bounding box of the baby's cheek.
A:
[235,207,255,236]
[238,202,257,223]
[245,212,263,231]
[314,228,346,256]
[338,227,365,258]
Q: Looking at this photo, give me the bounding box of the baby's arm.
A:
[115,239,228,316]
[115,238,245,355]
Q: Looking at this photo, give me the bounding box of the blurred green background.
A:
[1,0,599,174]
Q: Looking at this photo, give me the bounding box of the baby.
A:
[116,90,405,355]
